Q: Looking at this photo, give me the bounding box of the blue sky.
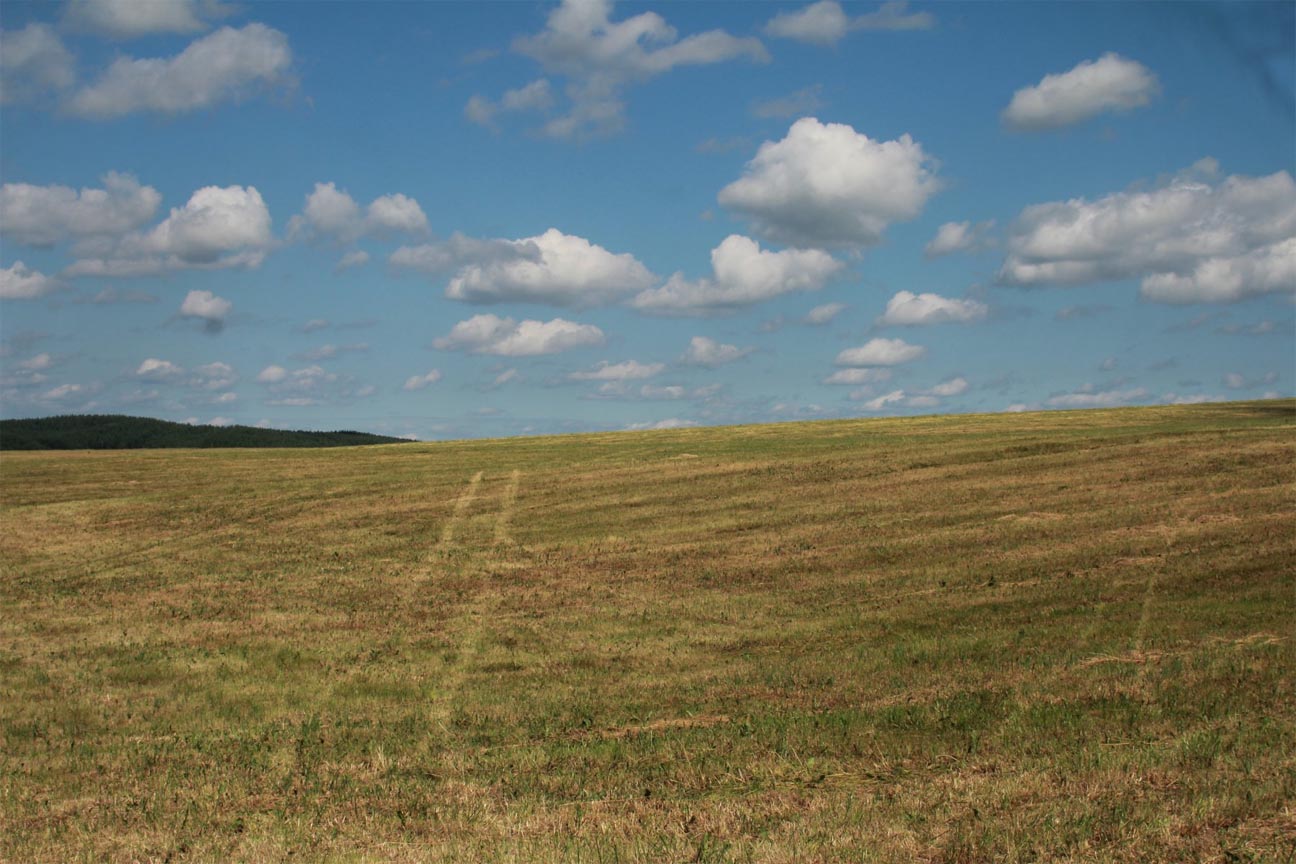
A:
[1,0,1292,440]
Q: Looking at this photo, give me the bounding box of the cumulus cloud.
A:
[292,343,367,363]
[178,289,231,330]
[68,23,292,119]
[403,369,443,391]
[0,24,75,105]
[334,250,370,272]
[255,363,371,405]
[925,220,995,257]
[680,336,752,367]
[0,261,61,300]
[62,0,222,38]
[392,232,532,276]
[765,1,933,46]
[718,118,939,249]
[443,229,655,307]
[1140,238,1296,304]
[878,290,988,326]
[501,0,768,139]
[289,182,429,245]
[855,377,967,411]
[66,183,272,276]
[256,365,287,383]
[0,173,161,247]
[836,337,925,366]
[433,313,605,356]
[136,358,184,379]
[1045,385,1149,408]
[1001,161,1296,303]
[191,362,236,390]
[1002,53,1159,131]
[570,360,665,381]
[824,367,891,386]
[626,417,699,430]
[804,302,846,325]
[465,79,555,127]
[20,353,54,372]
[631,234,842,315]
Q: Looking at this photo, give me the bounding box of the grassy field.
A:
[2,401,1294,863]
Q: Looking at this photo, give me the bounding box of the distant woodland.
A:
[0,415,413,450]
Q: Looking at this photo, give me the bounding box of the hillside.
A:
[0,414,411,450]
[1,400,1293,862]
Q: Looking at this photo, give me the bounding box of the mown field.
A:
[1,401,1293,863]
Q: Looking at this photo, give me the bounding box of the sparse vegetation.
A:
[1,401,1293,862]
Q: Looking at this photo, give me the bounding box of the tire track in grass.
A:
[428,470,525,738]
[493,470,521,547]
[438,471,483,548]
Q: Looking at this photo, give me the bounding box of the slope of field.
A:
[1,401,1293,863]
[0,414,411,450]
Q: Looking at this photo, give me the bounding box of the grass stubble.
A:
[1,401,1293,862]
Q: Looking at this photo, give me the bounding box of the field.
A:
[2,401,1294,863]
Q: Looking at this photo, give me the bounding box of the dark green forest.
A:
[0,415,413,450]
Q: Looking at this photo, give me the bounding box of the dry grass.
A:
[1,400,1294,862]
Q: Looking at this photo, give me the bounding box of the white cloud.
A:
[626,417,699,430]
[69,23,292,118]
[927,376,968,397]
[301,318,330,333]
[1001,162,1296,304]
[1223,372,1247,390]
[805,302,846,325]
[0,261,61,300]
[209,415,234,426]
[290,182,429,244]
[878,290,988,326]
[1045,386,1149,408]
[443,229,655,307]
[136,358,184,379]
[570,360,665,381]
[179,289,231,325]
[433,313,605,356]
[366,194,429,235]
[718,118,939,249]
[1140,238,1296,304]
[0,173,161,247]
[631,234,841,315]
[466,79,555,127]
[824,367,891,385]
[67,184,272,276]
[335,250,370,272]
[295,343,368,362]
[392,232,532,276]
[255,363,369,405]
[836,337,925,366]
[0,24,75,105]
[62,0,219,38]
[492,368,519,387]
[191,362,236,390]
[925,220,994,257]
[765,1,933,46]
[1003,53,1159,131]
[680,336,752,367]
[40,383,85,402]
[507,0,768,139]
[403,369,443,391]
[859,389,907,410]
[20,353,54,371]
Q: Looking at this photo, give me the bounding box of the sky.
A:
[1,0,1293,440]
